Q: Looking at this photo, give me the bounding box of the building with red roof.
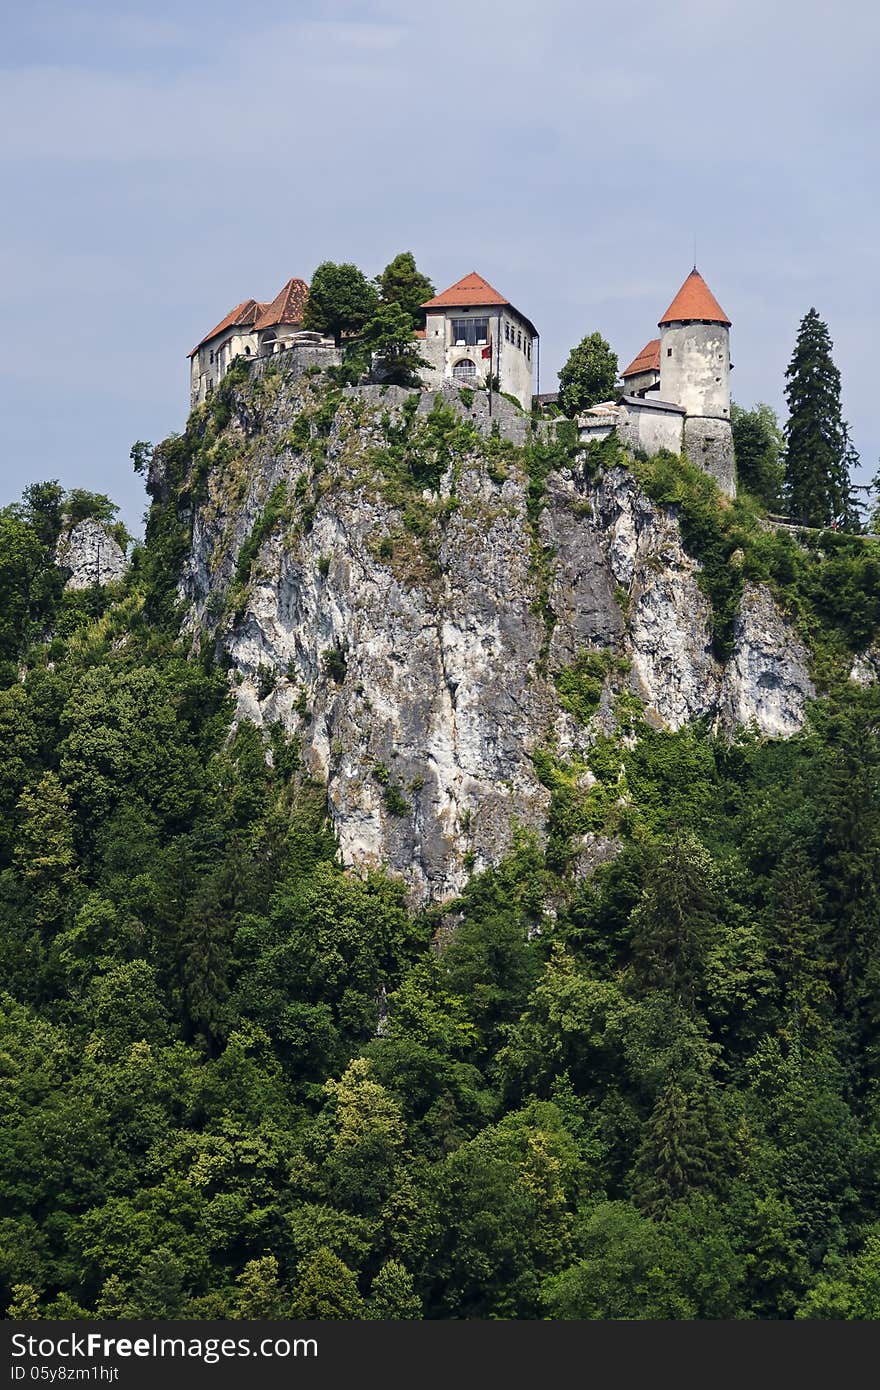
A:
[586,267,735,496]
[419,272,538,409]
[620,337,661,397]
[189,277,330,407]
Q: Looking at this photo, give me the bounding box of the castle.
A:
[579,268,735,496]
[415,272,537,409]
[188,277,334,407]
[188,264,734,493]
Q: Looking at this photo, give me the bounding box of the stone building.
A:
[189,277,334,407]
[418,272,537,409]
[581,268,735,496]
[620,338,660,398]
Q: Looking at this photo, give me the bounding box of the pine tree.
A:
[633,1074,727,1213]
[368,1260,423,1319]
[784,308,857,527]
[628,832,719,1007]
[376,252,435,329]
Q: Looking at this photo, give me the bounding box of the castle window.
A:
[505,323,510,340]
[209,350,214,363]
[667,348,672,357]
[245,345,251,356]
[451,316,489,346]
[453,358,476,380]
[517,331,522,349]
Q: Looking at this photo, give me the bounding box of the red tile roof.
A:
[189,277,310,357]
[658,269,731,327]
[621,337,661,378]
[189,298,265,357]
[255,277,309,330]
[422,271,510,309]
[422,271,537,336]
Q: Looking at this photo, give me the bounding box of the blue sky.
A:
[2,0,877,531]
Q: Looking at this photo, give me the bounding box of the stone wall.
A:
[618,400,684,456]
[684,416,736,497]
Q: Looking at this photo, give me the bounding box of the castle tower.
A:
[658,268,735,496]
[658,268,731,418]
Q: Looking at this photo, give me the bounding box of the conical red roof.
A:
[658,269,730,327]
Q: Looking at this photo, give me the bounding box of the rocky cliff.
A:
[156,353,820,902]
[56,517,128,590]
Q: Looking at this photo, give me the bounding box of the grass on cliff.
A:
[629,448,880,684]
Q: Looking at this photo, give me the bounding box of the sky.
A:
[1,0,877,532]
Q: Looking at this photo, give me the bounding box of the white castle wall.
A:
[659,321,730,419]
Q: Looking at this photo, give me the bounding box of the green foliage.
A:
[65,489,119,527]
[554,648,623,724]
[731,402,785,511]
[362,302,428,387]
[375,251,435,329]
[784,309,858,529]
[557,332,619,417]
[233,482,290,589]
[129,441,153,476]
[3,369,880,1323]
[322,644,348,685]
[372,762,409,817]
[303,262,379,347]
[632,447,880,671]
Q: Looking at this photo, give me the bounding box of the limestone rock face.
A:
[720,583,815,737]
[849,646,880,687]
[55,518,128,590]
[171,362,818,901]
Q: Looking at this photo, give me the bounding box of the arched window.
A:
[453,358,476,380]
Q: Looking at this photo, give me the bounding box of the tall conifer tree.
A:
[784,308,857,527]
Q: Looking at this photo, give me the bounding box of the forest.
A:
[2,381,880,1321]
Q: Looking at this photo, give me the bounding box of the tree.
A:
[22,482,65,549]
[542,1202,697,1319]
[291,1247,365,1319]
[784,308,858,528]
[557,333,618,417]
[304,262,379,347]
[13,773,78,928]
[632,1073,728,1213]
[368,1260,423,1319]
[376,252,435,329]
[65,490,119,527]
[0,507,45,664]
[232,1255,291,1319]
[361,302,428,388]
[628,832,720,1008]
[731,402,785,510]
[130,441,154,476]
[797,1228,880,1319]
